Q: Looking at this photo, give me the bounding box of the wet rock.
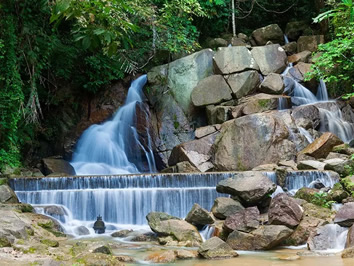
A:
[251,24,284,46]
[185,203,214,226]
[211,197,244,219]
[116,255,135,263]
[111,229,133,238]
[252,164,278,171]
[268,193,303,228]
[0,185,19,204]
[297,35,325,52]
[225,70,260,99]
[216,172,277,205]
[191,75,233,107]
[285,21,309,41]
[77,253,123,265]
[346,225,354,248]
[299,132,344,159]
[223,207,260,233]
[213,46,259,75]
[324,158,354,177]
[145,250,176,263]
[251,44,288,75]
[334,203,354,227]
[292,102,320,129]
[259,73,284,94]
[130,232,157,242]
[308,224,347,250]
[198,237,238,259]
[41,158,76,176]
[195,125,221,139]
[297,160,325,170]
[74,226,90,236]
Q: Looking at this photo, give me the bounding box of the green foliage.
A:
[311,192,336,209]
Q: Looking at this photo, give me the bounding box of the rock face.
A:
[223,207,260,233]
[213,113,296,171]
[211,197,244,219]
[226,70,260,99]
[299,132,344,159]
[259,73,284,94]
[213,46,259,74]
[0,185,19,204]
[198,237,238,259]
[216,172,276,205]
[41,158,76,176]
[268,193,303,228]
[251,44,288,75]
[251,24,284,46]
[191,75,232,107]
[297,35,325,52]
[334,203,354,227]
[146,212,202,246]
[185,203,214,226]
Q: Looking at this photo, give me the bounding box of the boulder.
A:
[297,35,325,52]
[74,226,90,236]
[324,158,354,177]
[251,44,288,75]
[0,185,19,204]
[206,38,228,49]
[302,202,334,221]
[346,225,354,248]
[146,212,202,246]
[226,230,255,250]
[341,176,354,193]
[291,104,320,129]
[342,246,354,258]
[268,193,303,228]
[299,132,344,159]
[225,70,260,99]
[329,183,350,203]
[41,158,76,176]
[145,250,176,263]
[288,50,312,64]
[191,75,233,107]
[294,187,319,203]
[111,229,133,238]
[185,203,214,226]
[211,197,244,219]
[333,144,354,156]
[175,250,198,259]
[251,24,284,46]
[213,113,296,171]
[308,224,347,250]
[285,21,309,41]
[223,207,260,233]
[195,125,221,139]
[259,73,284,94]
[216,172,277,205]
[334,203,354,227]
[198,237,238,259]
[297,160,325,170]
[213,46,259,75]
[283,42,297,55]
[168,132,218,172]
[206,105,233,125]
[230,37,247,46]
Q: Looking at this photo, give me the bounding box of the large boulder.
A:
[268,193,303,228]
[0,185,19,204]
[206,105,234,125]
[308,224,347,250]
[198,237,238,259]
[216,172,277,205]
[297,160,326,170]
[205,38,228,49]
[41,158,76,176]
[146,212,202,246]
[294,188,319,203]
[297,35,325,52]
[185,203,214,226]
[213,46,259,75]
[195,124,221,139]
[211,197,244,219]
[225,70,260,99]
[213,113,296,171]
[251,44,288,75]
[240,94,291,115]
[334,203,354,227]
[299,132,344,159]
[291,104,320,129]
[324,158,354,177]
[259,73,284,94]
[251,24,284,46]
[288,51,312,64]
[191,75,233,107]
[223,207,260,233]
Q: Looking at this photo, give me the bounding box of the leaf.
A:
[82,37,91,50]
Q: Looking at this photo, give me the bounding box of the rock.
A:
[195,125,220,139]
[288,50,312,64]
[268,193,303,228]
[191,75,233,107]
[111,229,133,238]
[278,160,298,170]
[324,158,354,177]
[297,160,326,170]
[346,225,354,248]
[40,239,59,247]
[302,202,334,221]
[226,230,255,250]
[230,37,247,46]
[74,226,90,236]
[77,253,123,266]
[41,158,76,176]
[206,38,228,49]
[292,104,320,129]
[175,249,198,259]
[252,164,278,171]
[299,132,344,159]
[251,24,284,46]
[333,144,354,156]
[130,232,157,242]
[308,224,347,250]
[185,203,214,226]
[206,105,233,125]
[226,70,260,98]
[213,113,296,170]
[285,21,309,41]
[297,35,325,52]
[259,73,284,94]
[223,207,260,233]
[211,197,245,219]
[251,44,288,75]
[145,250,176,263]
[0,185,19,204]
[168,133,218,172]
[93,245,112,255]
[146,212,202,246]
[213,46,259,75]
[342,246,354,258]
[341,176,354,193]
[116,255,135,263]
[334,203,354,227]
[198,237,238,259]
[175,161,199,173]
[283,42,297,55]
[330,183,350,203]
[216,172,276,205]
[294,187,319,203]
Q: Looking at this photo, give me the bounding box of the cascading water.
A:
[71,75,156,175]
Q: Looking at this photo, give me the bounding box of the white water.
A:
[298,127,314,143]
[200,225,215,241]
[71,75,156,175]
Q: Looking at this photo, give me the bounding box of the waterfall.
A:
[317,79,329,101]
[71,75,156,175]
[298,127,314,144]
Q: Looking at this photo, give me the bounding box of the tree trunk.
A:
[232,0,236,36]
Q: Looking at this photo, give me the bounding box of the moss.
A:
[0,237,12,247]
[38,220,54,229]
[26,227,35,236]
[20,204,34,213]
[258,99,270,108]
[24,247,37,254]
[341,176,354,192]
[0,178,8,186]
[40,239,59,247]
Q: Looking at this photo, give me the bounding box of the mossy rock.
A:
[40,239,59,247]
[329,182,350,202]
[93,245,112,255]
[0,236,12,248]
[294,187,319,203]
[0,178,8,186]
[19,204,34,213]
[38,220,54,229]
[341,176,354,194]
[302,203,334,221]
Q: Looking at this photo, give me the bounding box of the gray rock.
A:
[74,226,90,236]
[230,37,247,46]
[195,125,221,139]
[297,35,324,52]
[308,224,348,250]
[206,38,228,49]
[251,24,284,46]
[42,158,76,176]
[297,160,326,170]
[111,229,133,238]
[283,42,297,55]
[251,44,288,75]
[292,104,320,129]
[211,197,244,219]
[198,237,238,259]
[226,70,260,99]
[324,158,354,177]
[191,75,233,107]
[259,73,284,94]
[334,203,354,227]
[0,185,19,204]
[223,207,260,233]
[206,105,233,125]
[185,203,214,226]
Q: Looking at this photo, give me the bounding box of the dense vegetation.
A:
[0,0,349,170]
